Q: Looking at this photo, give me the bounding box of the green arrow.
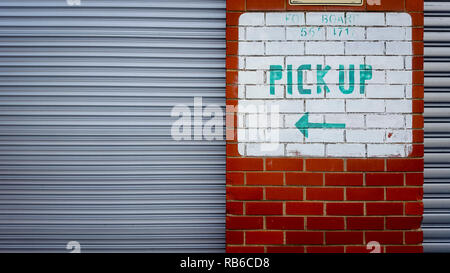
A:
[295,112,346,138]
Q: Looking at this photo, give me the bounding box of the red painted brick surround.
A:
[225,0,424,253]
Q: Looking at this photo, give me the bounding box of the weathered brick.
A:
[227,216,263,230]
[366,173,404,186]
[286,202,324,216]
[266,158,303,171]
[346,188,384,201]
[325,173,363,186]
[347,217,385,230]
[246,202,283,215]
[266,216,304,230]
[307,217,345,230]
[246,172,284,186]
[306,188,344,201]
[386,216,422,230]
[286,231,324,245]
[366,202,404,216]
[326,231,364,245]
[246,231,284,245]
[286,173,323,186]
[326,203,364,216]
[227,187,263,200]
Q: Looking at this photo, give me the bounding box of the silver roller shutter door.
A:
[424,0,450,252]
[0,0,226,252]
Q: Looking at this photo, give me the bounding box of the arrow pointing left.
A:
[295,112,346,138]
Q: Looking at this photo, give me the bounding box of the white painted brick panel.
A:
[326,27,366,40]
[308,113,325,123]
[286,27,326,41]
[246,128,265,142]
[305,42,345,55]
[346,129,385,143]
[246,56,284,69]
[279,129,304,142]
[246,85,284,99]
[406,115,413,128]
[237,128,247,141]
[239,57,245,70]
[316,70,385,86]
[239,71,264,84]
[366,114,405,128]
[247,143,285,156]
[239,27,245,40]
[238,143,246,156]
[306,129,344,142]
[365,56,405,69]
[405,86,413,98]
[239,13,265,26]
[284,113,324,128]
[266,128,282,143]
[238,100,265,113]
[324,114,365,128]
[286,144,325,157]
[286,86,326,98]
[366,85,405,98]
[386,71,412,84]
[367,27,406,40]
[327,144,365,157]
[266,42,304,55]
[246,27,285,41]
[325,85,365,99]
[306,99,345,113]
[270,100,304,113]
[386,13,412,26]
[239,42,265,56]
[345,42,385,55]
[286,56,325,66]
[284,114,304,128]
[406,28,412,40]
[266,13,305,26]
[385,100,412,113]
[386,42,412,55]
[237,113,245,128]
[238,85,245,98]
[405,56,412,70]
[347,12,385,26]
[386,130,413,143]
[247,114,283,128]
[346,100,385,113]
[265,74,287,85]
[325,56,365,67]
[306,13,345,25]
[237,12,414,158]
[367,144,408,157]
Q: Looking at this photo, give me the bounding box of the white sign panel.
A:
[237,12,413,157]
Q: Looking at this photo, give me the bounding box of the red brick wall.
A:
[226,0,424,253]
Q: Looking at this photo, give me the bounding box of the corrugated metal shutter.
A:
[423,0,450,252]
[0,0,226,253]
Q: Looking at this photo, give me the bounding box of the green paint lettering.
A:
[297,64,311,95]
[339,64,355,95]
[287,64,293,95]
[316,64,331,94]
[359,64,373,94]
[269,65,283,95]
